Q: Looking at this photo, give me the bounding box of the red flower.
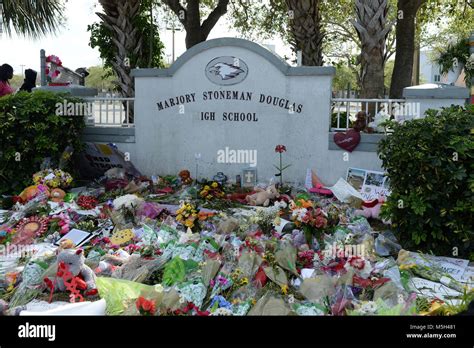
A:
[348,257,365,270]
[275,145,287,153]
[314,215,327,229]
[77,195,98,210]
[136,296,156,315]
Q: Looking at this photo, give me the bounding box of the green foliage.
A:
[0,91,85,195]
[435,38,472,87]
[85,66,117,92]
[333,64,358,93]
[87,0,165,71]
[1,0,65,38]
[331,112,353,129]
[378,105,474,258]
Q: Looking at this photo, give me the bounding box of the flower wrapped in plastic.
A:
[33,169,73,189]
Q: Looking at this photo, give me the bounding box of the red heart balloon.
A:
[333,129,361,152]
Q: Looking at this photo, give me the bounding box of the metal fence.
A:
[331,98,420,132]
[83,97,134,127]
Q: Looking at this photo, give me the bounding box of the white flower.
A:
[179,296,186,304]
[154,284,164,293]
[288,295,295,304]
[112,194,143,211]
[360,301,377,314]
[211,308,234,316]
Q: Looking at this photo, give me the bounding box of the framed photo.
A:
[346,167,390,200]
[54,229,94,248]
[241,168,257,187]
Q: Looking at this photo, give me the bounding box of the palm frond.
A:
[1,0,65,38]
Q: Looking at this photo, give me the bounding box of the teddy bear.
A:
[353,111,368,132]
[245,184,280,207]
[178,170,193,185]
[44,249,97,294]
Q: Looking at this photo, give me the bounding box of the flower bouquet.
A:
[290,198,328,247]
[45,54,63,83]
[33,169,73,189]
[175,201,201,232]
[199,181,225,201]
[136,296,156,316]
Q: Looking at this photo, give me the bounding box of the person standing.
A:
[19,69,37,93]
[0,64,14,97]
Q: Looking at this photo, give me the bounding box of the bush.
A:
[0,91,85,195]
[378,105,474,259]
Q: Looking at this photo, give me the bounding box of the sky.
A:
[0,0,292,77]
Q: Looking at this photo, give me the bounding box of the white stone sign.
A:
[131,38,381,184]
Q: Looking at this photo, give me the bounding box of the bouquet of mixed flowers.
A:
[175,201,202,232]
[33,169,73,189]
[45,54,63,81]
[199,181,225,200]
[290,198,328,246]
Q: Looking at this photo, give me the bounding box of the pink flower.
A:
[348,257,365,270]
[314,215,327,228]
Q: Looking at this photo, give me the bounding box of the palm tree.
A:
[1,0,64,37]
[352,0,393,101]
[96,0,145,123]
[285,0,324,66]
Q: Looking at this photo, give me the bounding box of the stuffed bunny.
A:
[245,184,280,207]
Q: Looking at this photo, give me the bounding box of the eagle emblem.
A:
[208,62,245,81]
[205,57,248,85]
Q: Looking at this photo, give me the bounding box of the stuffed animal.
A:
[44,249,96,293]
[353,111,368,132]
[368,110,391,133]
[246,184,280,207]
[178,170,193,185]
[354,195,390,224]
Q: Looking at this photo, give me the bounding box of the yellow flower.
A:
[206,195,212,200]
[176,214,183,221]
[281,285,289,295]
[184,219,194,228]
[211,182,218,188]
[240,277,249,286]
[399,263,416,271]
[204,185,210,190]
[200,190,208,197]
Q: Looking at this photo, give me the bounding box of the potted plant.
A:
[436,38,473,87]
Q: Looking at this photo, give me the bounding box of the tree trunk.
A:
[98,0,144,123]
[389,0,426,98]
[164,0,229,50]
[352,0,393,116]
[285,0,324,66]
